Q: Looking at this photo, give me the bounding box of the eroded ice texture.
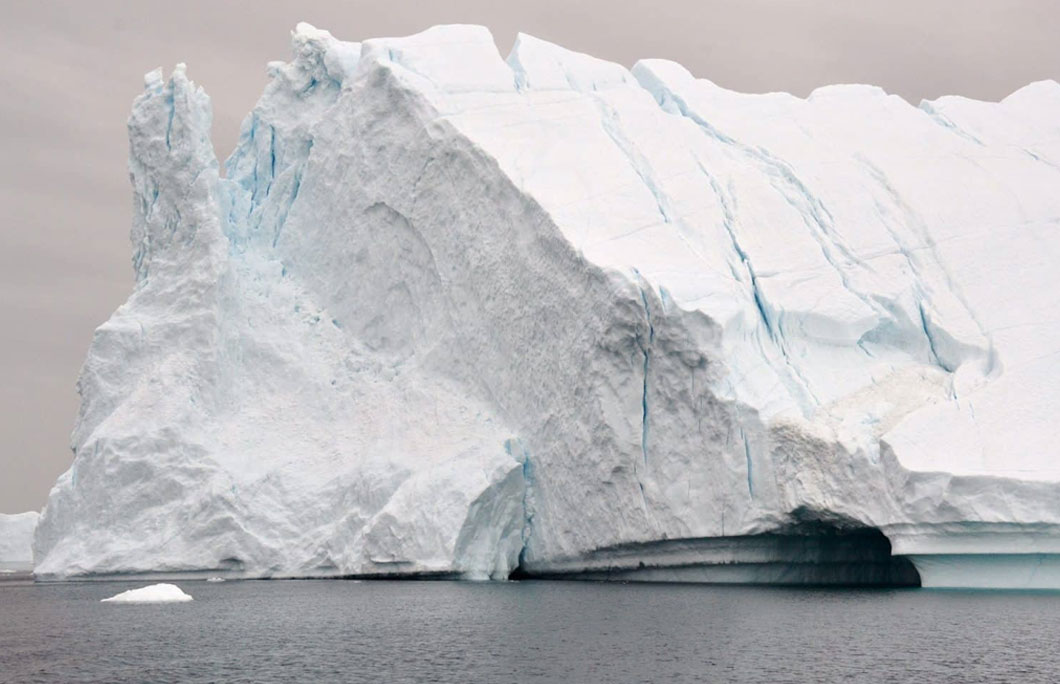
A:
[33,24,1060,587]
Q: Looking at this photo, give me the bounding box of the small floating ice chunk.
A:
[101,583,193,603]
[205,576,225,583]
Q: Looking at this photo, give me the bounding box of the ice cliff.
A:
[1,512,39,570]
[34,24,1060,588]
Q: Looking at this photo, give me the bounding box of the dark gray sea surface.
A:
[1,577,1058,683]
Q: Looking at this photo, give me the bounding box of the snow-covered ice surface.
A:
[0,512,39,570]
[101,583,193,603]
[33,24,1060,588]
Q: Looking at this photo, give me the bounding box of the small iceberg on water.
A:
[101,583,193,603]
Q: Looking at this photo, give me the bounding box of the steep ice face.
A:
[34,27,526,581]
[0,512,39,569]
[33,24,1060,587]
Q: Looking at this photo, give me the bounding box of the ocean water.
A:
[1,576,1058,683]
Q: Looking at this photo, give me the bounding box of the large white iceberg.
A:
[33,24,1060,588]
[0,512,39,570]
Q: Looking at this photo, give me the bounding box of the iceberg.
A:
[101,583,193,603]
[0,512,39,571]
[33,24,1060,588]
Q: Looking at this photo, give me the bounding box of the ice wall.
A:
[33,24,1060,587]
[1,512,39,570]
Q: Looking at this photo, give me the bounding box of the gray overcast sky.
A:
[2,1,1058,513]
